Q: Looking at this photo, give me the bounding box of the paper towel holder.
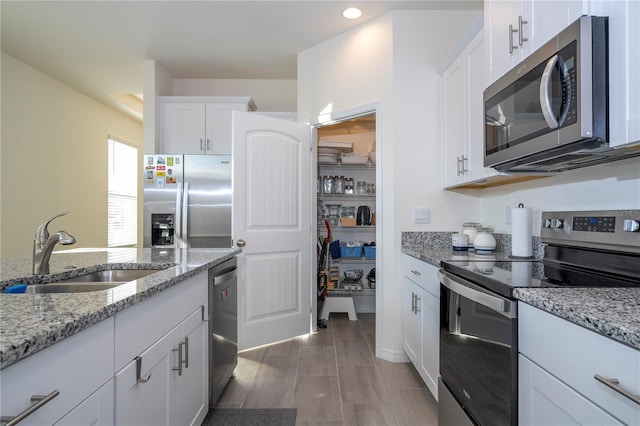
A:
[509,203,535,259]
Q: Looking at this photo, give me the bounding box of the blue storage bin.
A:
[340,246,363,258]
[364,246,376,259]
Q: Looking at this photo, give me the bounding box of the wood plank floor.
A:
[214,313,439,425]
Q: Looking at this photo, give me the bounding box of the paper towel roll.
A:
[512,206,533,257]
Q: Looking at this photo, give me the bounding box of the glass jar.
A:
[344,185,354,195]
[461,222,482,249]
[334,175,345,194]
[357,181,367,195]
[340,206,356,218]
[366,183,375,195]
[344,177,354,188]
[322,175,334,194]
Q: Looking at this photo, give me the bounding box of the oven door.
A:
[438,270,518,426]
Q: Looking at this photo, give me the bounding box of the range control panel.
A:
[541,210,640,253]
[572,216,616,233]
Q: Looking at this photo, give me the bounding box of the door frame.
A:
[308,101,382,335]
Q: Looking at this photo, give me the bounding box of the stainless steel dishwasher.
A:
[208,257,238,407]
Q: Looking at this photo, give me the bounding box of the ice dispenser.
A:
[151,214,174,246]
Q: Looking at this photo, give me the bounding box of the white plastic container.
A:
[452,233,469,251]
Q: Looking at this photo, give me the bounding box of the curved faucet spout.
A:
[32,213,76,275]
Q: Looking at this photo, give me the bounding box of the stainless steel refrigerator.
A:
[143,154,232,248]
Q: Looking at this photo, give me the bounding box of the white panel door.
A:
[233,111,312,350]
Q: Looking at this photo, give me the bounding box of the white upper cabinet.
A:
[608,0,640,148]
[159,96,256,155]
[485,0,592,87]
[441,16,501,189]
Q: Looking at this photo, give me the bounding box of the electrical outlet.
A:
[505,206,512,225]
[414,208,431,224]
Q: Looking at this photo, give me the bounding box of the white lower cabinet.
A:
[402,254,440,400]
[519,302,640,425]
[55,380,114,426]
[403,277,422,363]
[519,355,622,426]
[115,330,173,425]
[0,318,114,426]
[174,307,208,426]
[115,305,208,426]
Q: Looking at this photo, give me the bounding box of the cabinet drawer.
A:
[402,254,439,297]
[114,272,207,370]
[519,303,640,425]
[520,355,622,426]
[0,318,114,425]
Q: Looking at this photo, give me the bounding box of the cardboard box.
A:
[340,217,357,227]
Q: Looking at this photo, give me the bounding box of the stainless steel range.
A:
[438,210,640,426]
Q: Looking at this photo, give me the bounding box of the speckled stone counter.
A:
[0,247,240,369]
[401,231,639,351]
[514,287,640,350]
[400,231,542,267]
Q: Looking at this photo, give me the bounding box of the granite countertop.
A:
[401,244,519,268]
[514,287,640,350]
[0,247,241,369]
[400,231,639,351]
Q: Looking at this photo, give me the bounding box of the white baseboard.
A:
[376,346,410,363]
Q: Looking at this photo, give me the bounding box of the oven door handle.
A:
[438,270,516,319]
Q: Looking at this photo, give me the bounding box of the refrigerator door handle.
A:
[175,181,184,247]
[182,181,190,248]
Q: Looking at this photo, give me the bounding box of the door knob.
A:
[236,239,246,247]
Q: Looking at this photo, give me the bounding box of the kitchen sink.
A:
[25,282,124,294]
[21,268,165,294]
[55,269,161,283]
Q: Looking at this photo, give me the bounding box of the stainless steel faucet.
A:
[33,212,77,274]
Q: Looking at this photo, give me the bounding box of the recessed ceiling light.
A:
[342,7,362,20]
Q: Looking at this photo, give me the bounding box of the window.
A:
[108,138,138,247]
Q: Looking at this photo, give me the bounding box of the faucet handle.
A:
[34,212,69,242]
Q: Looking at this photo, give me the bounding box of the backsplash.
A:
[401,231,544,259]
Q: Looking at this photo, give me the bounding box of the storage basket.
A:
[318,154,339,164]
[363,246,376,259]
[340,246,363,258]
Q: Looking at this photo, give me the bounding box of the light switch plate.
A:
[414,208,431,224]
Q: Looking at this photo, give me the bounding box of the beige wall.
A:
[1,53,143,259]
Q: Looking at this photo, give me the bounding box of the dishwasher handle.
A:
[438,269,516,319]
[213,267,237,285]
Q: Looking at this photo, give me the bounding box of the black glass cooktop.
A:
[441,255,640,300]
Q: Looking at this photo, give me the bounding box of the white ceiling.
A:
[1,1,482,119]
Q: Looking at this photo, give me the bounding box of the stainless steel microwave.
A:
[483,16,622,173]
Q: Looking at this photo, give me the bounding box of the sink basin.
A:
[20,268,165,294]
[25,282,124,294]
[55,269,161,283]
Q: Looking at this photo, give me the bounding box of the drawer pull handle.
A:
[411,270,421,277]
[594,374,640,405]
[0,389,60,425]
[136,356,152,384]
[201,304,209,321]
[173,341,184,376]
[184,337,189,369]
